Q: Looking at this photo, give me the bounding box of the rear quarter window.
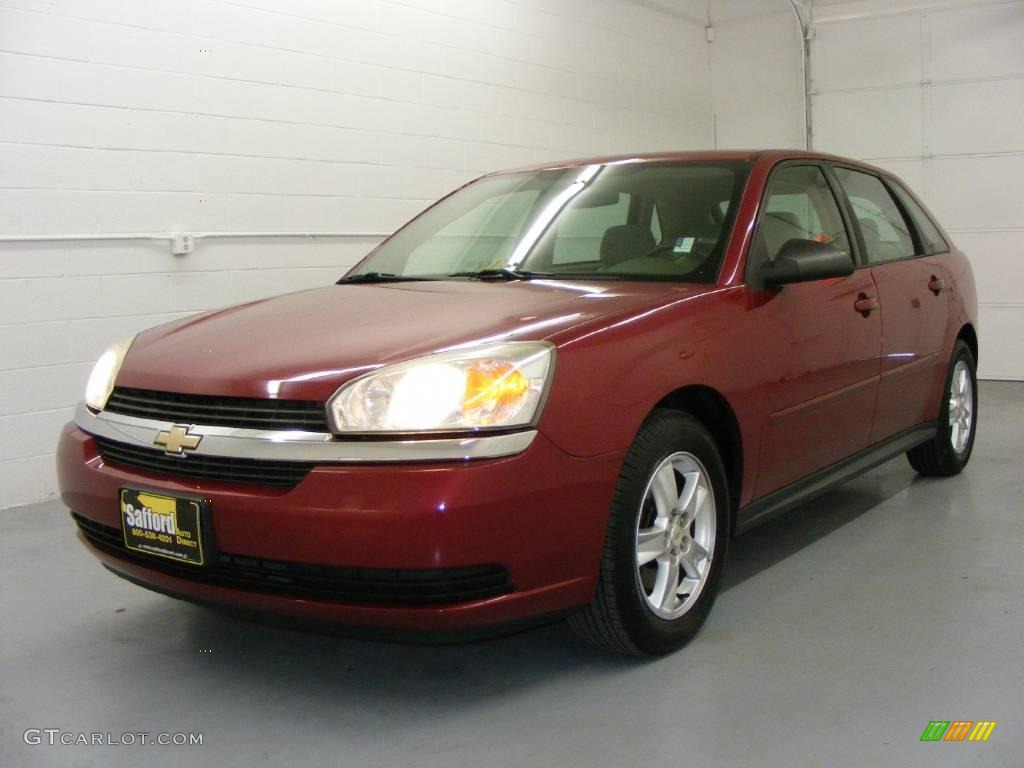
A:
[887,180,950,255]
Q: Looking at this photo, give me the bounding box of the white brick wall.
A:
[0,0,712,508]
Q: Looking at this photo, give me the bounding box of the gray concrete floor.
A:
[2,382,1021,768]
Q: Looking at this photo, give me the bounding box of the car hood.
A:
[117,279,711,401]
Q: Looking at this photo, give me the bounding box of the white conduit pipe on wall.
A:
[0,232,389,241]
[0,231,391,255]
[0,231,390,242]
[787,0,813,151]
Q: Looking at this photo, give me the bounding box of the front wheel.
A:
[569,410,730,656]
[907,340,978,476]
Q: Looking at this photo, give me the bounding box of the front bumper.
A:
[57,422,623,632]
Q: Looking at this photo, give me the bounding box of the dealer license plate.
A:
[120,488,206,566]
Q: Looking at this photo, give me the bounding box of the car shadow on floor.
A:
[722,458,918,591]
[147,594,625,715]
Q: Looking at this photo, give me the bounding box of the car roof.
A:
[497,149,892,177]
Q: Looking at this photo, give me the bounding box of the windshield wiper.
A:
[447,268,554,280]
[336,272,434,284]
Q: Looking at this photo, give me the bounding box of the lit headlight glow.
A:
[327,342,554,434]
[84,335,136,411]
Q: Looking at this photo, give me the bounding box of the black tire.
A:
[568,410,730,656]
[907,340,978,476]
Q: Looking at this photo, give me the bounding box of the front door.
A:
[745,164,882,498]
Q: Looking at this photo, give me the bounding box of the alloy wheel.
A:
[634,451,717,620]
[948,360,973,454]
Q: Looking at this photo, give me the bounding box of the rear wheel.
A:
[569,410,730,656]
[907,340,978,476]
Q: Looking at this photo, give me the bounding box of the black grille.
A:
[73,513,514,605]
[106,387,329,432]
[96,437,312,488]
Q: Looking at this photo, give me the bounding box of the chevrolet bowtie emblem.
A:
[154,425,203,455]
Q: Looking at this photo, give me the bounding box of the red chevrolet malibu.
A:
[58,150,978,655]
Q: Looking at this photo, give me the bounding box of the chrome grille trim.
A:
[73,403,537,463]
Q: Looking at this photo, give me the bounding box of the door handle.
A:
[854,293,879,317]
[928,275,946,295]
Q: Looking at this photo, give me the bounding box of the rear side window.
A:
[833,168,915,264]
[887,181,950,255]
[750,165,851,268]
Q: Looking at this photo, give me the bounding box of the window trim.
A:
[825,162,929,266]
[744,160,862,290]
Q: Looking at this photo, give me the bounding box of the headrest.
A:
[765,211,802,231]
[600,225,656,266]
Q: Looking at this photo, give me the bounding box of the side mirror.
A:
[761,239,855,287]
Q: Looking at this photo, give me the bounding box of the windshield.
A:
[347,160,749,283]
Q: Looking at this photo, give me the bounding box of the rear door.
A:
[746,163,882,497]
[830,167,951,442]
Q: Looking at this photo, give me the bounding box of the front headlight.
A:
[327,342,555,434]
[85,335,136,411]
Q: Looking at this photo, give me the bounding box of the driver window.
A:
[751,165,851,269]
